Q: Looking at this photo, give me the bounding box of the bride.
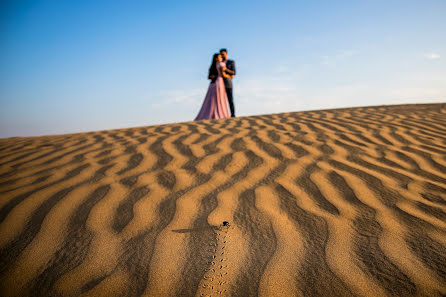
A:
[195,53,231,120]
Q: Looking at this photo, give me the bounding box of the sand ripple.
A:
[0,103,445,297]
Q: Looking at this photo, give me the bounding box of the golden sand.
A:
[0,103,445,297]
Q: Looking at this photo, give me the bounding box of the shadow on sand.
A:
[172,226,219,233]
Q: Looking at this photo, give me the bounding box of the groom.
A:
[220,48,236,117]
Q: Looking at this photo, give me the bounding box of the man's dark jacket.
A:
[223,59,236,89]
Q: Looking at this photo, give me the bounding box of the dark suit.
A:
[223,59,236,117]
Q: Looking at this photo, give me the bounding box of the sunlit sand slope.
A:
[0,103,445,297]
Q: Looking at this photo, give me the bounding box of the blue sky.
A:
[1,0,445,138]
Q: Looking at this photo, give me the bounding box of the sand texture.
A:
[0,103,446,297]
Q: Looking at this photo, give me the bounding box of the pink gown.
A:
[194,62,230,120]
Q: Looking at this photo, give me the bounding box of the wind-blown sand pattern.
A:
[0,103,445,297]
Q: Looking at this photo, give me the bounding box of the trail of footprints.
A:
[200,225,230,296]
[1,104,446,296]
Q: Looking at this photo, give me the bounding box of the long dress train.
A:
[195,62,230,120]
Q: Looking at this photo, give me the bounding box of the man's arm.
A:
[208,69,217,82]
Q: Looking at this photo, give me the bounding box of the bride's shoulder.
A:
[218,62,225,67]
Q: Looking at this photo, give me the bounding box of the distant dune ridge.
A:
[0,103,445,297]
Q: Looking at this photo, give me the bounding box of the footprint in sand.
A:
[200,222,231,296]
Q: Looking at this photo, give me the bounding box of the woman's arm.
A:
[225,68,235,75]
[220,65,230,78]
[225,61,236,76]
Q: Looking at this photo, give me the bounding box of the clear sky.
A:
[1,0,445,138]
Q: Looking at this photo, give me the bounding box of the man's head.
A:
[220,48,228,61]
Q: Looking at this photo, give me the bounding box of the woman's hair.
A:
[208,53,220,78]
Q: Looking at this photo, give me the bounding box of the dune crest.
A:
[0,103,445,297]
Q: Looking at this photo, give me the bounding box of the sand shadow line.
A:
[172,226,219,233]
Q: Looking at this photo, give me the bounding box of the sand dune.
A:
[0,103,445,297]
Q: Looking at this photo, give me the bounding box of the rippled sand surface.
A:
[0,103,445,297]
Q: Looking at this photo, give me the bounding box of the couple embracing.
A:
[195,48,236,120]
